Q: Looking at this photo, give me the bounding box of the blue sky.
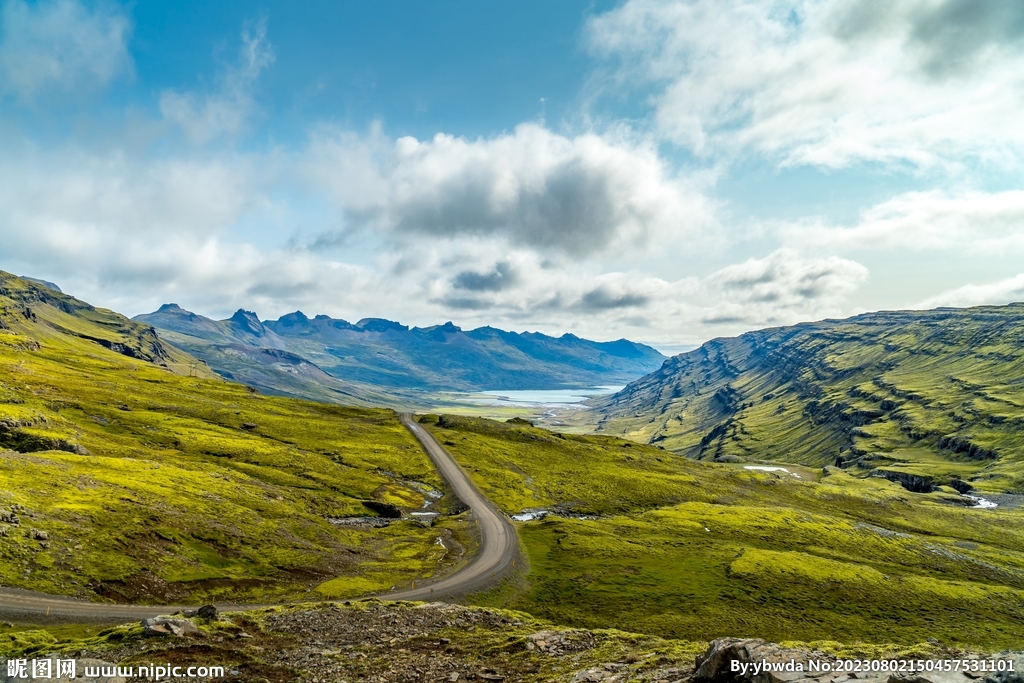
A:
[2,0,1024,351]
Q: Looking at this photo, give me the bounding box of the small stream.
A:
[964,494,998,509]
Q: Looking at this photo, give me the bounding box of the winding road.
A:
[0,414,519,623]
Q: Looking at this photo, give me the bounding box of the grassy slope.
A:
[423,414,1024,649]
[591,306,1024,494]
[0,272,471,604]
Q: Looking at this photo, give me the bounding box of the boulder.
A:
[141,616,200,637]
[694,638,769,683]
[197,603,219,620]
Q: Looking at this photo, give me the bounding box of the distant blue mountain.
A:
[134,305,666,395]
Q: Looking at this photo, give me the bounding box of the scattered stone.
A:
[241,422,258,430]
[61,603,1022,683]
[31,528,48,541]
[141,616,200,637]
[571,667,629,683]
[328,516,392,528]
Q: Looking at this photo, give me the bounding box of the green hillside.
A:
[0,271,470,604]
[591,305,1024,496]
[423,414,1024,649]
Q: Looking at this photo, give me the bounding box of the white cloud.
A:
[700,248,868,325]
[916,274,1024,309]
[304,122,713,257]
[0,0,132,100]
[782,189,1024,252]
[587,0,1024,169]
[159,17,275,144]
[0,147,264,244]
[0,125,871,349]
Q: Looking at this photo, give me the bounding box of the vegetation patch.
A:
[0,271,469,604]
[428,415,1024,649]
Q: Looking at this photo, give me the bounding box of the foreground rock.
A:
[19,602,1023,683]
[140,616,200,637]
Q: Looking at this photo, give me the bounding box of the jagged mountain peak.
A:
[356,318,409,333]
[230,308,261,323]
[138,301,665,393]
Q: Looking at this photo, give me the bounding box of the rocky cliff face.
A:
[593,305,1024,494]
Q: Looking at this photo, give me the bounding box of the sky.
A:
[2,0,1024,353]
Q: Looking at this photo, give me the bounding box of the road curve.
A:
[388,414,519,601]
[0,413,519,622]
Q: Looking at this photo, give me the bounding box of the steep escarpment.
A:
[593,305,1024,494]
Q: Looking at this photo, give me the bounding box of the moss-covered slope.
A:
[0,271,469,604]
[592,305,1024,494]
[425,414,1024,650]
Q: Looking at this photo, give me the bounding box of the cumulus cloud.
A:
[700,248,868,324]
[305,123,712,257]
[915,274,1024,309]
[453,261,520,292]
[0,0,133,100]
[0,135,868,347]
[0,9,891,350]
[586,0,1024,168]
[783,190,1024,252]
[425,247,866,342]
[160,17,275,144]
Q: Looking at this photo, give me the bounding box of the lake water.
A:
[463,386,623,407]
[744,465,802,479]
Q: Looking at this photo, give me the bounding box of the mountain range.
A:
[133,304,665,403]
